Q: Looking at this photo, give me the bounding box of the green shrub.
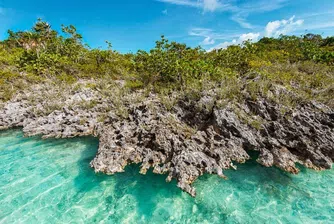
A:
[0,19,333,108]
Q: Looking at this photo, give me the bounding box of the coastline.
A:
[1,81,333,196]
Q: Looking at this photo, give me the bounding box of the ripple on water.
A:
[0,129,333,224]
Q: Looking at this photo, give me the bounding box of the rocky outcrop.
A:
[1,86,333,196]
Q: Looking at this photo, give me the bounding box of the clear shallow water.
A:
[0,129,333,224]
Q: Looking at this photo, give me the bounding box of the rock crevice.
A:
[1,87,333,196]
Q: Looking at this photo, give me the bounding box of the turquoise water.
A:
[0,129,333,224]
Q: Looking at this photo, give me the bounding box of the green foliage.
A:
[133,36,218,89]
[0,19,333,109]
[209,44,250,74]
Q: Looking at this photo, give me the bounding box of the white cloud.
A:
[190,14,309,51]
[201,36,215,45]
[207,15,305,51]
[158,0,288,28]
[208,32,260,51]
[158,0,200,8]
[231,14,253,29]
[189,27,213,37]
[265,21,281,37]
[162,9,168,15]
[208,15,304,51]
[241,0,287,12]
[189,27,240,46]
[265,16,304,37]
[208,39,236,50]
[158,0,234,12]
[203,0,220,12]
[231,0,288,29]
[239,32,260,42]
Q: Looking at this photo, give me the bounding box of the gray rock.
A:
[0,86,333,197]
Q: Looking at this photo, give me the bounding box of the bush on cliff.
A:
[0,19,333,106]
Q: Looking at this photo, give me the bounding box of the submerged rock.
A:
[0,85,333,196]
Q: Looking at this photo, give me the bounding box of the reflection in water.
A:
[0,129,333,223]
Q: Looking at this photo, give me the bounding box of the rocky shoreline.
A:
[1,83,334,196]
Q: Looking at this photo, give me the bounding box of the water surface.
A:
[0,129,333,223]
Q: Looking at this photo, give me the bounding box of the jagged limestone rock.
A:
[1,86,333,196]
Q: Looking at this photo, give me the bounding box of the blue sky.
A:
[0,0,333,52]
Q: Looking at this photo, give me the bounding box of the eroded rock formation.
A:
[1,86,333,196]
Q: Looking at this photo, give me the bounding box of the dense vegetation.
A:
[0,19,333,107]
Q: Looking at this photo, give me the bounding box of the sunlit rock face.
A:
[0,86,334,196]
[91,97,334,196]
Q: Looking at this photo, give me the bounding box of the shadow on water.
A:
[70,136,183,221]
[0,129,183,221]
[70,143,303,220]
[2,129,333,223]
[71,137,105,197]
[195,150,297,202]
[113,165,182,220]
